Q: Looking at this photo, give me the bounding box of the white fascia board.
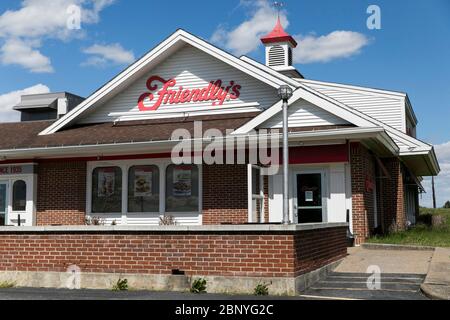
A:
[400,148,441,176]
[39,30,289,136]
[233,86,377,135]
[179,32,288,89]
[287,127,398,155]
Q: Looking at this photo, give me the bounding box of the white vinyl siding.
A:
[300,81,406,132]
[80,44,279,124]
[259,99,350,129]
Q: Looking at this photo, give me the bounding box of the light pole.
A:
[278,85,294,225]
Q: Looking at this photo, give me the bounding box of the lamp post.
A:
[278,85,294,225]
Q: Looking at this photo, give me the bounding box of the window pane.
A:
[128,166,160,213]
[12,180,26,211]
[166,165,199,212]
[92,167,122,213]
[252,167,261,196]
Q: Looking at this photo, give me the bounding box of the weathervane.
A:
[273,1,285,18]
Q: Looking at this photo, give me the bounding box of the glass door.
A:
[0,182,8,226]
[296,173,324,223]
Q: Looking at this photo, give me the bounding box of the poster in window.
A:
[134,167,152,197]
[305,191,314,202]
[98,169,116,198]
[173,168,192,197]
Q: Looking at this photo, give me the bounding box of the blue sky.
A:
[0,0,449,207]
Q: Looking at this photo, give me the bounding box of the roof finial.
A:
[261,2,297,48]
[273,1,284,20]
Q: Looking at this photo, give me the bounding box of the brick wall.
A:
[0,227,347,278]
[202,164,248,225]
[294,227,348,276]
[380,158,406,232]
[36,161,87,226]
[350,143,377,244]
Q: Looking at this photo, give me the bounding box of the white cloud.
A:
[211,0,288,56]
[293,31,370,64]
[420,142,450,208]
[211,0,369,64]
[1,39,53,73]
[82,43,135,67]
[0,0,116,72]
[0,84,50,122]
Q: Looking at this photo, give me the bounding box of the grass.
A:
[367,208,450,248]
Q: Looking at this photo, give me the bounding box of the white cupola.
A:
[261,17,302,78]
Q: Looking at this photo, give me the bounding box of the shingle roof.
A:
[0,113,259,151]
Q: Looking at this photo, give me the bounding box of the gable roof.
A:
[233,85,378,134]
[39,29,292,136]
[235,57,433,153]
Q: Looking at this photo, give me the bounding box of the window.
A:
[128,165,160,213]
[12,180,26,212]
[251,167,264,223]
[165,165,199,212]
[252,167,261,196]
[92,167,122,213]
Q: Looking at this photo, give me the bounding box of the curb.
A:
[362,243,435,251]
[420,283,450,300]
[420,247,450,300]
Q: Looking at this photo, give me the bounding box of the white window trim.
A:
[0,174,36,226]
[248,164,265,224]
[86,159,202,225]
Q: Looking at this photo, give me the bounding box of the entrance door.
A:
[0,182,8,226]
[296,173,324,223]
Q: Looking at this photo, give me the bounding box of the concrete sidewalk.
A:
[421,248,450,300]
[335,247,433,274]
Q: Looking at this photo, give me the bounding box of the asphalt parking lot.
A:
[0,288,307,300]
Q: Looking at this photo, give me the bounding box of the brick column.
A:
[350,143,376,244]
[380,158,406,232]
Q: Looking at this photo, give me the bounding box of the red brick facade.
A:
[36,161,86,226]
[202,164,248,225]
[294,228,348,276]
[27,149,408,245]
[350,143,376,244]
[0,227,347,278]
[380,158,406,232]
[350,143,407,244]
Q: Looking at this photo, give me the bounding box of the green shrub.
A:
[254,282,270,296]
[0,281,16,289]
[112,278,128,292]
[190,278,207,294]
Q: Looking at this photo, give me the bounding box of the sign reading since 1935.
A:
[0,164,36,176]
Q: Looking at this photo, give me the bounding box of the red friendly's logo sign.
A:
[138,76,242,111]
